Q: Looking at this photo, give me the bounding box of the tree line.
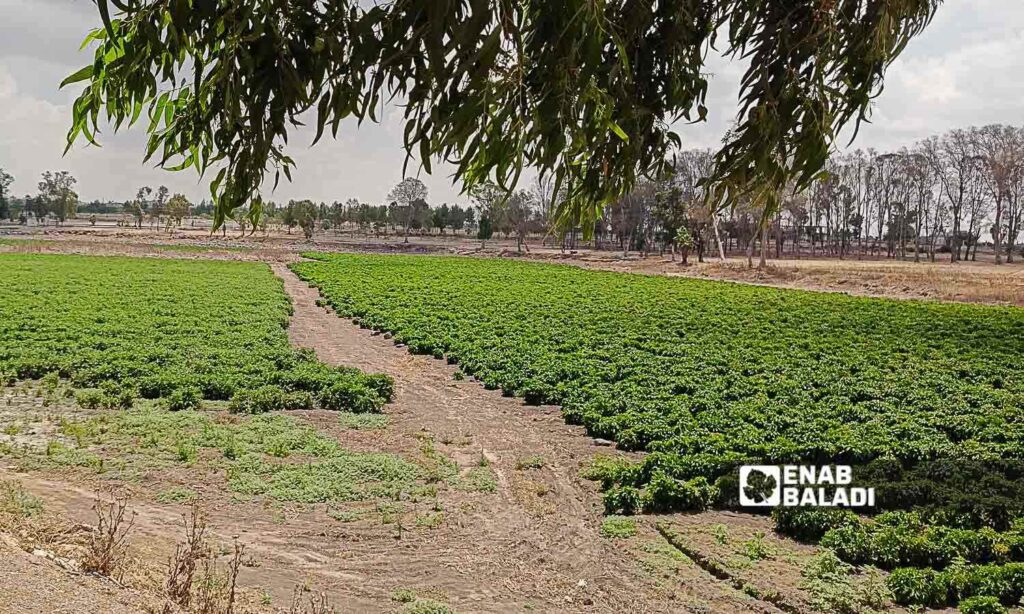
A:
[600,124,1024,266]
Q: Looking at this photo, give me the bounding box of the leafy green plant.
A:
[741,531,775,561]
[600,516,637,539]
[0,480,43,518]
[164,387,202,412]
[291,252,1024,609]
[959,596,1007,614]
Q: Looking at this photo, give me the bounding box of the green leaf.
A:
[60,65,94,89]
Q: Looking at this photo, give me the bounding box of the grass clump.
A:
[600,516,638,539]
[740,531,775,561]
[391,588,418,603]
[415,512,444,528]
[338,412,390,430]
[43,406,427,506]
[327,508,362,523]
[515,455,546,470]
[156,487,198,504]
[398,600,453,614]
[456,466,497,493]
[227,453,422,503]
[0,480,43,518]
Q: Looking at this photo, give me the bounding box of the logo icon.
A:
[739,465,780,506]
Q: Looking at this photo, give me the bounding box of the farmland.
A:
[0,253,391,413]
[2,245,1024,613]
[293,252,1024,608]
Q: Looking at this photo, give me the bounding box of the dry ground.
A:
[1,226,1020,614]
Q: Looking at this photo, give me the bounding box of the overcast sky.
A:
[1,0,1022,205]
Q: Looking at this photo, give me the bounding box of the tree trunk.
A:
[711,215,726,262]
[758,224,768,269]
[994,195,1004,265]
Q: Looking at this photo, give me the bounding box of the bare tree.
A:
[387,177,428,243]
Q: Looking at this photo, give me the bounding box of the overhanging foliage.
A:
[64,0,941,231]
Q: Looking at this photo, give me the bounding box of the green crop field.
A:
[0,253,391,413]
[294,252,1024,608]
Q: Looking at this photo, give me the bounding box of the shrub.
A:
[317,380,383,413]
[644,472,717,513]
[773,507,860,542]
[229,386,287,414]
[960,596,1007,614]
[75,389,105,410]
[99,382,137,410]
[165,387,203,412]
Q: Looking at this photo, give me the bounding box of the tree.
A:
[282,202,297,235]
[977,125,1023,264]
[470,181,507,244]
[125,186,151,228]
[38,171,78,224]
[64,1,941,232]
[432,204,450,236]
[291,200,318,240]
[505,191,537,253]
[477,216,494,250]
[387,178,428,243]
[0,168,13,221]
[165,194,191,229]
[675,227,694,265]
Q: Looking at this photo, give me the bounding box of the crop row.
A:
[0,254,390,412]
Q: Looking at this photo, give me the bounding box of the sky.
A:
[1,0,1022,205]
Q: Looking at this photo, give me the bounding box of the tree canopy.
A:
[64,0,941,232]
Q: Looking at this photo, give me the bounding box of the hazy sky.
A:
[1,0,1022,205]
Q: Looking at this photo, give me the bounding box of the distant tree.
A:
[165,194,191,229]
[506,191,537,253]
[387,178,428,243]
[0,168,13,220]
[675,227,694,265]
[432,204,450,235]
[470,182,507,241]
[126,186,151,228]
[291,200,318,239]
[38,171,78,224]
[408,198,431,233]
[477,216,493,249]
[448,205,466,234]
[329,201,345,234]
[282,201,297,234]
